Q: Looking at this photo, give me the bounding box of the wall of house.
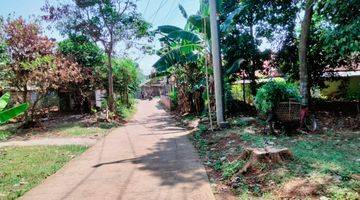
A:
[231,84,254,104]
[347,76,360,99]
[321,76,360,99]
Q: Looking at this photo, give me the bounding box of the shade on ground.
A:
[20,100,215,200]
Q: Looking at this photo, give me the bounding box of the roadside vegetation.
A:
[153,1,359,198]
[190,118,360,199]
[0,115,119,142]
[0,0,358,199]
[0,145,88,199]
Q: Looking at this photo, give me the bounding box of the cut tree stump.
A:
[239,147,293,174]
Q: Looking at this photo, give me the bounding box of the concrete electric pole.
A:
[209,0,226,127]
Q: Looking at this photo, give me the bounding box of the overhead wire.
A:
[162,0,178,23]
[143,0,151,16]
[150,0,168,24]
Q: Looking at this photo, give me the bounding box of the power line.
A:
[143,0,151,16]
[162,0,178,23]
[150,0,168,24]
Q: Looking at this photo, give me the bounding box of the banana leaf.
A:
[0,92,10,111]
[166,30,201,43]
[153,44,202,72]
[158,25,182,34]
[0,103,29,125]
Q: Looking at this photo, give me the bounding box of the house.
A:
[139,77,174,99]
[232,64,360,102]
[320,66,360,100]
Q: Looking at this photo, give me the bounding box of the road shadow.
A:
[93,102,208,190]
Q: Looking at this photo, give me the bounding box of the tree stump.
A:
[239,147,293,174]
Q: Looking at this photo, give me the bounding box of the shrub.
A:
[254,79,300,114]
[116,98,137,119]
[168,89,178,107]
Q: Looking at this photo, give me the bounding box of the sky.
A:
[0,0,200,75]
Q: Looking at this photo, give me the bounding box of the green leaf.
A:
[187,15,211,39]
[221,4,246,33]
[153,44,203,72]
[158,25,182,34]
[166,30,201,43]
[0,92,10,112]
[0,103,29,125]
[226,58,246,75]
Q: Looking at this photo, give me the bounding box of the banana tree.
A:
[153,0,214,73]
[152,1,218,118]
[0,92,29,125]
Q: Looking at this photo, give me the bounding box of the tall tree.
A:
[221,0,298,95]
[299,0,315,107]
[279,0,359,98]
[58,35,104,91]
[42,0,150,111]
[1,18,83,123]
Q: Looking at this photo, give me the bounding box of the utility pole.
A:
[209,0,226,127]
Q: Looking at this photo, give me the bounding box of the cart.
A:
[268,98,317,133]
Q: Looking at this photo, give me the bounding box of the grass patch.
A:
[118,105,137,120]
[0,145,87,199]
[222,160,246,179]
[0,130,12,141]
[50,122,110,137]
[191,117,360,199]
[116,99,138,120]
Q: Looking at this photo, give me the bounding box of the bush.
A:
[254,79,300,114]
[168,89,178,107]
[116,98,137,119]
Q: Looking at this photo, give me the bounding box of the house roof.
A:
[322,65,360,77]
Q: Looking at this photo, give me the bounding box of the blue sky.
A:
[0,0,200,75]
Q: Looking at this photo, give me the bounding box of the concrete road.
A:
[21,100,215,200]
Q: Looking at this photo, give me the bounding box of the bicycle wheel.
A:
[305,114,317,132]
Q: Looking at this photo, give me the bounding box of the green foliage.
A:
[50,122,110,136]
[279,0,359,90]
[58,35,104,69]
[153,44,202,72]
[116,98,137,120]
[222,160,245,179]
[0,92,10,110]
[192,124,208,158]
[220,0,298,94]
[230,118,248,127]
[168,89,178,107]
[96,58,141,107]
[346,89,360,101]
[254,79,300,114]
[0,92,28,125]
[0,130,12,141]
[0,41,8,67]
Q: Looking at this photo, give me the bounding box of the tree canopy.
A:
[42,0,151,111]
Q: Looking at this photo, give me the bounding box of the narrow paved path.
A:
[21,100,215,200]
[0,138,97,148]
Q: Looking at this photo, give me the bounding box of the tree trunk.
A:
[299,0,314,107]
[249,67,257,96]
[242,78,246,102]
[249,23,257,96]
[107,52,115,112]
[22,85,29,120]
